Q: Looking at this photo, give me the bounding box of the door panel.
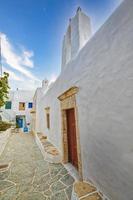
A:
[66,108,78,169]
[16,118,23,128]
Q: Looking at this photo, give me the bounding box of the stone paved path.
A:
[0,130,10,157]
[0,132,74,200]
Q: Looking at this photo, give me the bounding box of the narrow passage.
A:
[0,132,74,200]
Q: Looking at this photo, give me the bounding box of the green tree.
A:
[0,72,10,108]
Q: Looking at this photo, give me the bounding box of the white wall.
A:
[61,24,71,70]
[13,90,34,125]
[1,91,16,121]
[71,8,91,58]
[2,90,34,126]
[35,0,133,199]
[61,8,91,71]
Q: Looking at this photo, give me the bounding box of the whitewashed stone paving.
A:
[0,132,74,200]
[0,129,11,157]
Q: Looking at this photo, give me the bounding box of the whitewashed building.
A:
[31,1,133,199]
[1,90,34,131]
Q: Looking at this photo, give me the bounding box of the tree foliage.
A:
[0,121,12,131]
[0,72,10,108]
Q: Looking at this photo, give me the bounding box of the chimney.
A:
[77,7,81,13]
[61,7,91,72]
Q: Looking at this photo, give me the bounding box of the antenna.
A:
[0,36,2,77]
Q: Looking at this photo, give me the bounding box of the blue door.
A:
[16,118,23,128]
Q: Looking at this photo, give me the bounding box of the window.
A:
[19,102,25,111]
[45,107,50,129]
[46,113,50,129]
[28,102,33,108]
[5,101,12,109]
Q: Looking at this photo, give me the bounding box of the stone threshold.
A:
[0,164,9,171]
[35,133,61,163]
[71,181,109,200]
[64,163,80,181]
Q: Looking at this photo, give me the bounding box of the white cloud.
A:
[0,33,58,91]
[3,67,22,81]
[10,78,41,91]
[21,50,34,68]
[0,33,38,80]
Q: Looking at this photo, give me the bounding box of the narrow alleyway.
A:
[0,132,74,200]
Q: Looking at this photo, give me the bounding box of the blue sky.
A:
[0,0,122,90]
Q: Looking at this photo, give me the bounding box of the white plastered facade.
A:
[32,1,133,199]
[1,90,34,129]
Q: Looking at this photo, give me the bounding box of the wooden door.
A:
[66,108,78,169]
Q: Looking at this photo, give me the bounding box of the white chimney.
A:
[61,7,92,71]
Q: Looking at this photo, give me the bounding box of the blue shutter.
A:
[28,102,33,108]
[5,101,12,109]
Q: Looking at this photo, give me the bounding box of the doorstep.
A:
[35,133,61,163]
[71,181,109,200]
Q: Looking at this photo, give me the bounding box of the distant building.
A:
[1,90,34,132]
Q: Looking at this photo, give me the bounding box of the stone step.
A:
[71,181,104,200]
[35,133,61,163]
